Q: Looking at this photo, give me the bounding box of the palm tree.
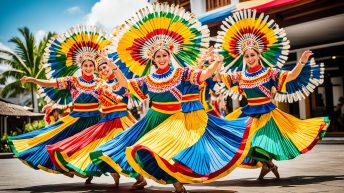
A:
[0,27,55,112]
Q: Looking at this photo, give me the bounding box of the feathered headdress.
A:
[43,25,112,78]
[40,25,112,105]
[113,2,210,76]
[215,9,290,72]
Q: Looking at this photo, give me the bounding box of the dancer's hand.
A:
[20,76,35,84]
[97,50,113,63]
[299,50,313,65]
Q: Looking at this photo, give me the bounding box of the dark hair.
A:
[81,59,95,67]
[244,48,260,55]
[152,49,170,59]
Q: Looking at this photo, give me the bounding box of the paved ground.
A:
[0,144,343,193]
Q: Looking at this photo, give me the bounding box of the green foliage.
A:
[0,134,10,153]
[0,119,46,152]
[23,119,46,133]
[0,27,56,110]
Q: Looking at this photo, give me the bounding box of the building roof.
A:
[0,101,44,117]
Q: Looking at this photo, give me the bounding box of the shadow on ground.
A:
[191,175,344,188]
[0,182,236,193]
[1,175,343,193]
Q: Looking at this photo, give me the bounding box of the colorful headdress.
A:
[40,25,112,105]
[43,25,112,78]
[95,56,108,71]
[113,2,210,76]
[215,9,290,72]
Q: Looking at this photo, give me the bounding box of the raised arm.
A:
[110,62,129,88]
[199,51,224,82]
[21,76,57,88]
[98,50,129,88]
[286,50,313,82]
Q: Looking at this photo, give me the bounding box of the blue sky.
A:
[0,0,97,46]
[0,0,149,50]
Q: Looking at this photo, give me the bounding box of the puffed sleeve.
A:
[271,68,289,93]
[220,72,240,93]
[55,76,74,90]
[183,67,202,85]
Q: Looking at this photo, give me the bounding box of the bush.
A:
[23,119,46,133]
[0,119,46,152]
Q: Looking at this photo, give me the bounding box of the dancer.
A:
[91,3,252,193]
[42,103,61,125]
[197,61,222,117]
[7,25,111,174]
[46,54,136,185]
[214,9,329,180]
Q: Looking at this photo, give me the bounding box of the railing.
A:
[206,0,231,11]
[158,0,191,11]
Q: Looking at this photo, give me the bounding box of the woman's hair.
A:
[81,59,96,67]
[244,47,260,55]
[152,49,170,59]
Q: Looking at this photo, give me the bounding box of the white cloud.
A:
[0,42,11,52]
[0,42,13,72]
[67,6,82,14]
[35,30,47,42]
[86,0,150,30]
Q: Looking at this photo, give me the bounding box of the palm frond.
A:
[0,48,30,74]
[0,80,26,97]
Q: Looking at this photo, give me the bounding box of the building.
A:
[0,98,44,136]
[157,0,344,132]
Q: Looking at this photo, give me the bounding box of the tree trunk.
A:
[31,84,38,112]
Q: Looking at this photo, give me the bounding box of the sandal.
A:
[270,164,280,180]
[111,173,120,186]
[130,179,147,190]
[85,176,93,184]
[173,186,188,193]
[257,165,271,180]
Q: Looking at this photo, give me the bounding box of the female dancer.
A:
[8,25,111,175]
[46,55,136,184]
[214,9,329,180]
[197,61,222,117]
[91,3,252,193]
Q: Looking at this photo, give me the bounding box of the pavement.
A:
[0,144,343,193]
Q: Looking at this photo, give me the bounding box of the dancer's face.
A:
[98,63,112,79]
[81,60,95,76]
[153,49,170,70]
[244,48,260,68]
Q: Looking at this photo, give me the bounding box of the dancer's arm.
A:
[109,62,129,88]
[21,76,57,88]
[287,50,313,82]
[98,50,129,88]
[200,52,223,82]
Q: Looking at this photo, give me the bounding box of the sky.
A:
[0,0,150,51]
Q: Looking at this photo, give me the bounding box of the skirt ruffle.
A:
[8,115,101,174]
[47,113,136,177]
[225,108,329,167]
[126,110,252,184]
[90,109,172,178]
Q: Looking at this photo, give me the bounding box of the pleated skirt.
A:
[46,113,136,177]
[226,107,329,168]
[125,110,253,184]
[90,109,173,178]
[8,115,101,174]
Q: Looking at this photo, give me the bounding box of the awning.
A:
[199,0,301,25]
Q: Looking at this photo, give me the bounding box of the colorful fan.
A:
[275,58,325,103]
[39,25,113,105]
[113,2,210,76]
[215,9,290,72]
